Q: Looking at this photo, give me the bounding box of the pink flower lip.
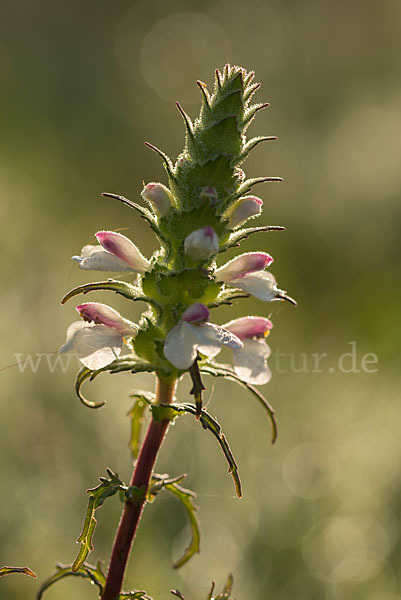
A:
[224,317,273,340]
[247,196,263,206]
[232,252,274,279]
[76,302,126,331]
[203,226,215,238]
[181,303,210,324]
[96,231,124,257]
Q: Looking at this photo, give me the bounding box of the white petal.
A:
[163,322,199,370]
[73,245,135,272]
[60,321,123,369]
[230,271,281,301]
[232,338,271,385]
[194,322,243,358]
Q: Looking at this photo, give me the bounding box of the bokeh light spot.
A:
[283,441,339,499]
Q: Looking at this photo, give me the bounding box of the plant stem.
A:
[101,375,177,600]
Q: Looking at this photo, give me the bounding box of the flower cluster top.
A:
[60,65,295,396]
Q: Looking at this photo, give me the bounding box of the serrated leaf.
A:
[36,562,105,599]
[0,566,36,578]
[165,481,201,568]
[128,392,154,459]
[75,360,157,409]
[201,362,278,444]
[159,403,242,498]
[72,470,123,572]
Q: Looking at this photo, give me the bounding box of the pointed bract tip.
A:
[277,293,297,306]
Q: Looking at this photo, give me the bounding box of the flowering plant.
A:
[22,64,294,599]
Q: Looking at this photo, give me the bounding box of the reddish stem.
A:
[101,375,177,600]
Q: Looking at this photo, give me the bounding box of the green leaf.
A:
[75,360,157,409]
[36,562,105,599]
[145,473,200,568]
[201,362,278,444]
[128,391,154,459]
[75,367,105,408]
[159,403,242,498]
[72,469,123,572]
[61,279,160,312]
[0,566,36,578]
[165,481,201,568]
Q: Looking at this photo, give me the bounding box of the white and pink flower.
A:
[141,183,174,216]
[73,231,150,273]
[226,196,263,228]
[59,302,137,370]
[184,226,219,261]
[163,303,243,370]
[216,252,285,302]
[222,316,273,385]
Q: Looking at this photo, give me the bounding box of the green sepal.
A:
[72,469,124,572]
[61,279,160,313]
[128,391,155,459]
[148,474,200,569]
[232,135,277,167]
[159,403,242,498]
[201,362,278,444]
[36,562,105,599]
[0,566,36,578]
[75,359,158,409]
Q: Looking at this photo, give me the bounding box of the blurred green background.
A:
[1,1,400,598]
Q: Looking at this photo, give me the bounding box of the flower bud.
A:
[181,303,210,324]
[141,183,173,216]
[184,226,219,261]
[200,185,218,206]
[227,196,263,228]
